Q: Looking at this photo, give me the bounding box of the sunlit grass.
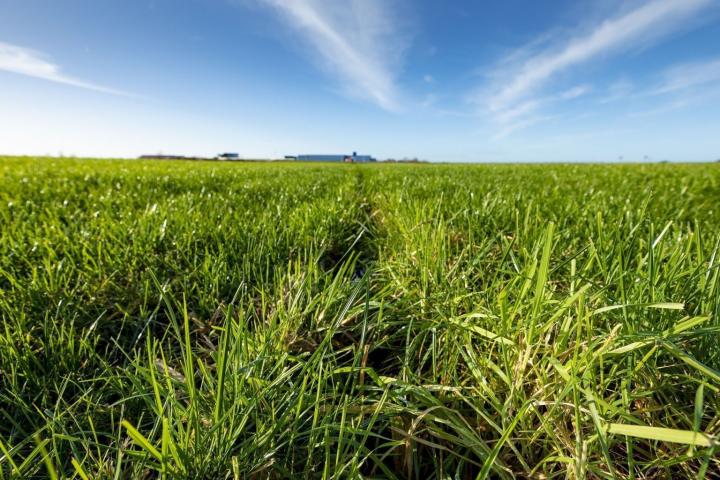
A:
[1,157,719,478]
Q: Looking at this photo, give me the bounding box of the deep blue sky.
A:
[1,0,720,162]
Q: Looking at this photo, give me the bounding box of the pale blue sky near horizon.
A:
[1,0,720,162]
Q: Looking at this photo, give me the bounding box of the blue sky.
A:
[1,0,720,162]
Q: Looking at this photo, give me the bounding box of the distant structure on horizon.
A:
[296,151,376,163]
[138,154,191,160]
[138,153,245,161]
[216,152,240,160]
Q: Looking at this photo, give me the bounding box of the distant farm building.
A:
[217,153,240,160]
[296,152,376,163]
[139,154,189,160]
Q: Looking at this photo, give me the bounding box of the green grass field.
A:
[1,157,719,478]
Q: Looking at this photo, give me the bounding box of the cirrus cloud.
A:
[475,0,716,138]
[0,41,133,96]
[487,0,714,112]
[255,0,410,112]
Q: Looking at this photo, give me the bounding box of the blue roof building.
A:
[296,151,376,163]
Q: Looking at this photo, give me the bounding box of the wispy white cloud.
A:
[625,61,720,117]
[560,84,591,100]
[256,0,409,111]
[627,99,691,117]
[486,0,714,112]
[0,41,132,96]
[474,0,715,138]
[491,114,559,141]
[651,58,720,95]
[599,78,635,103]
[599,57,720,105]
[491,84,591,137]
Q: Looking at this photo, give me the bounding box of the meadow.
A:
[0,156,719,479]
